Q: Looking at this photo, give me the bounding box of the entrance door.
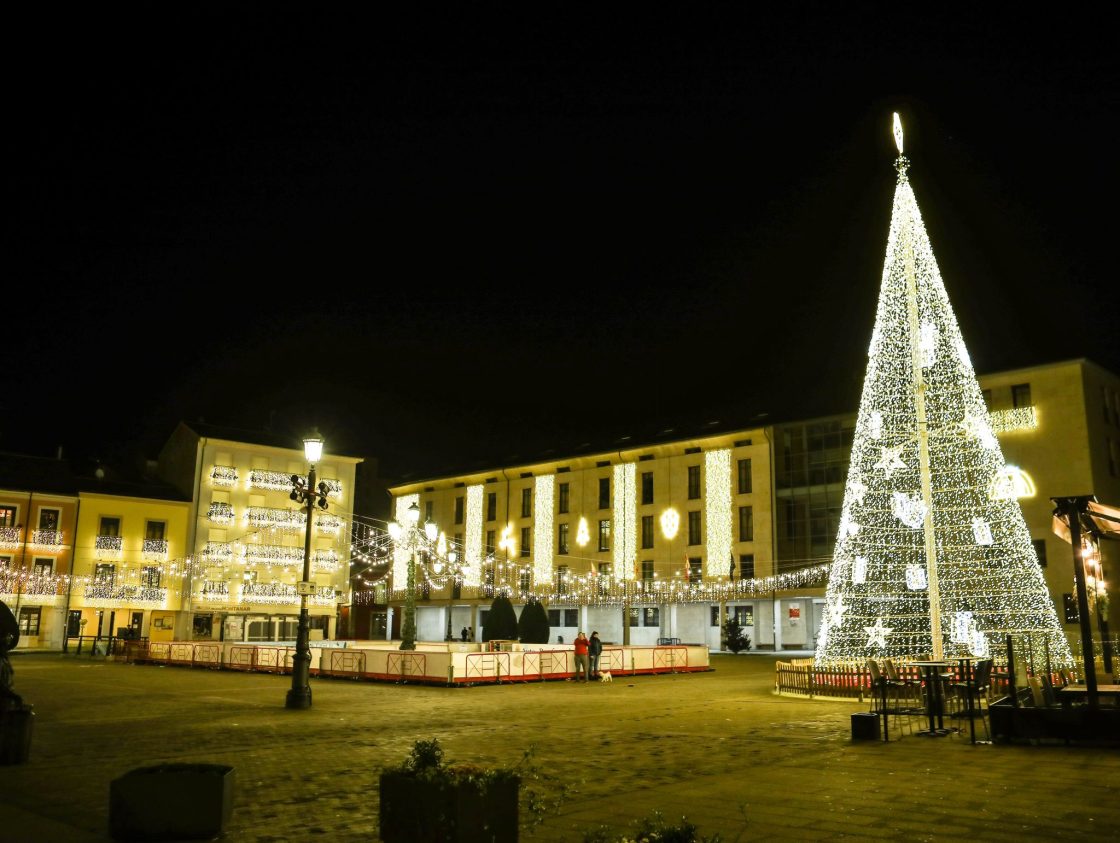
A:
[371,612,388,639]
[67,610,82,637]
[131,612,144,636]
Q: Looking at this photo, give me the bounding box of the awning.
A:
[1052,499,1120,544]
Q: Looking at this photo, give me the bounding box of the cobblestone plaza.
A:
[2,653,1118,841]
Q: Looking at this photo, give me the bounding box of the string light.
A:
[988,406,1037,434]
[207,502,235,524]
[612,463,636,580]
[209,465,238,486]
[0,527,20,549]
[463,484,483,587]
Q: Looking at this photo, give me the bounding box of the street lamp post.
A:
[285,433,330,710]
[389,503,438,651]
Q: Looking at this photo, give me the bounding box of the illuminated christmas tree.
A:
[814,115,1071,668]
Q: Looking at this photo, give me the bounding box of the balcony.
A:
[247,470,295,491]
[320,478,343,498]
[312,549,340,573]
[31,530,64,549]
[988,406,1037,434]
[246,506,305,532]
[210,465,239,487]
[143,539,169,561]
[241,582,337,605]
[201,541,233,563]
[83,584,168,604]
[316,514,343,535]
[0,526,20,549]
[95,535,123,558]
[243,544,304,566]
[196,581,230,601]
[207,502,236,525]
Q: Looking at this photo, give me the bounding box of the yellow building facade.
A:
[387,359,1119,655]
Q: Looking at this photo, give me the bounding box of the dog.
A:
[599,670,613,683]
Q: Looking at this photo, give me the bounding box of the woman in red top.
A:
[573,632,590,682]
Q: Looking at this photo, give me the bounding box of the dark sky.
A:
[6,8,1118,479]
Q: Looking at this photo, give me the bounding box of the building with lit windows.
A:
[157,422,362,643]
[385,359,1119,652]
[67,479,191,645]
[0,452,79,649]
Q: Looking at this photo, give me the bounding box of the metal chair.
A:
[948,658,993,741]
[868,658,913,738]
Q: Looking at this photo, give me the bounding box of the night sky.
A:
[7,9,1117,480]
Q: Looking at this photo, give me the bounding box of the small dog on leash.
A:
[599,671,613,683]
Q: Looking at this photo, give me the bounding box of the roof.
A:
[75,475,192,503]
[0,451,79,496]
[180,421,364,461]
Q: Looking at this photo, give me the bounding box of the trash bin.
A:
[851,712,880,741]
[110,763,235,841]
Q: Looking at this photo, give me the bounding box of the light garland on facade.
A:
[207,501,235,525]
[704,449,732,578]
[814,116,1072,668]
[202,541,233,563]
[31,530,64,549]
[83,585,168,605]
[243,544,305,566]
[241,582,336,606]
[246,506,306,532]
[575,517,590,547]
[142,539,169,561]
[463,484,483,587]
[392,494,419,585]
[0,526,20,549]
[315,513,343,535]
[95,535,123,557]
[210,465,238,486]
[533,475,554,585]
[660,508,680,540]
[988,406,1038,434]
[247,470,295,491]
[612,463,636,580]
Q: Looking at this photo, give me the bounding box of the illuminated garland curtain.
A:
[391,494,418,586]
[463,484,483,587]
[532,475,554,585]
[612,463,636,579]
[814,116,1071,668]
[704,449,732,578]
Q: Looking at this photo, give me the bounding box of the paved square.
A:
[1,653,1118,841]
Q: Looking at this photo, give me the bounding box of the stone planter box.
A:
[110,763,235,841]
[0,704,34,765]
[379,770,519,842]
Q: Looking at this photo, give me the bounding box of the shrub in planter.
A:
[379,739,520,842]
[516,599,551,644]
[582,810,725,842]
[482,595,518,643]
[109,762,235,841]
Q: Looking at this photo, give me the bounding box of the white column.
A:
[772,597,783,650]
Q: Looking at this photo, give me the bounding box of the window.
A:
[564,609,579,627]
[521,488,532,518]
[981,389,992,409]
[1063,593,1079,624]
[33,558,53,576]
[737,459,753,494]
[0,555,11,570]
[1110,437,1119,478]
[734,605,754,626]
[0,505,16,527]
[1012,383,1032,408]
[598,519,611,552]
[738,506,754,542]
[688,557,702,584]
[641,560,654,584]
[687,466,701,500]
[558,483,569,514]
[94,563,116,586]
[487,492,497,521]
[629,607,640,627]
[641,472,654,505]
[141,566,162,587]
[556,565,569,595]
[641,515,654,549]
[643,607,660,626]
[454,496,464,525]
[1032,539,1048,568]
[688,511,701,545]
[18,607,41,636]
[520,526,531,557]
[547,609,560,626]
[711,606,722,627]
[145,520,166,541]
[38,508,60,531]
[425,501,434,522]
[599,478,610,509]
[558,523,570,555]
[519,569,531,592]
[739,554,755,580]
[485,530,495,554]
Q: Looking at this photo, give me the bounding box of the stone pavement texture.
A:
[1,652,1118,842]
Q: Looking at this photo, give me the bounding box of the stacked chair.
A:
[947,658,994,740]
[868,658,919,739]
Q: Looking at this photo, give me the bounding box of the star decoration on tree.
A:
[827,593,848,627]
[864,617,893,648]
[960,411,997,450]
[875,445,907,477]
[848,478,867,507]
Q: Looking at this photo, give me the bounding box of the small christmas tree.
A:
[814,115,1071,669]
[723,616,751,654]
[517,598,551,643]
[483,594,518,642]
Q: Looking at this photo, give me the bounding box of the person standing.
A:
[589,631,603,679]
[460,626,468,642]
[573,631,590,682]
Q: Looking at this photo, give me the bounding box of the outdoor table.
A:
[1058,684,1120,709]
[911,660,953,736]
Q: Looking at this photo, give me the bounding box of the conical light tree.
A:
[814,115,1071,668]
